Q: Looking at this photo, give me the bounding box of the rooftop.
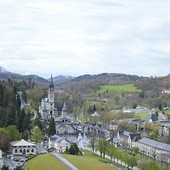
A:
[10,139,35,147]
[139,137,170,152]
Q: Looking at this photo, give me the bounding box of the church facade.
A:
[39,75,58,122]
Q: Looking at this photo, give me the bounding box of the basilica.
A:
[39,75,79,139]
[39,75,58,122]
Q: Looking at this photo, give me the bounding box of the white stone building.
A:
[10,139,36,155]
[39,75,58,122]
[49,135,71,153]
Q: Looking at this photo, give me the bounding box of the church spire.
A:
[49,74,54,88]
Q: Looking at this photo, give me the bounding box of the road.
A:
[51,152,78,170]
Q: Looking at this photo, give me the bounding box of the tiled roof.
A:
[129,133,141,142]
[51,135,70,143]
[139,137,170,152]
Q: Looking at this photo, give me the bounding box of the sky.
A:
[0,0,170,78]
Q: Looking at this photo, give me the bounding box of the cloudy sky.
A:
[0,0,170,78]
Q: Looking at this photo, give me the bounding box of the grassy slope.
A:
[24,154,69,170]
[62,150,118,170]
[97,84,141,94]
[135,112,150,120]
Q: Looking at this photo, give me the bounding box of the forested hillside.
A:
[63,73,142,94]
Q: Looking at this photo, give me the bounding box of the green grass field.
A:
[62,150,118,170]
[135,112,149,120]
[97,84,141,94]
[24,154,69,170]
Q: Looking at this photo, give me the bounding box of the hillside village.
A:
[0,71,170,170]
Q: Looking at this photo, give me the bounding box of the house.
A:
[128,133,141,149]
[138,137,170,164]
[10,139,36,155]
[145,113,158,122]
[116,131,141,149]
[49,135,71,153]
[157,120,170,138]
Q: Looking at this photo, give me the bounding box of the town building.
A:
[48,135,71,153]
[10,139,36,155]
[116,131,141,149]
[138,137,170,164]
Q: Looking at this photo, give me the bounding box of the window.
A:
[15,149,18,153]
[27,149,30,153]
[31,149,34,153]
[20,149,22,153]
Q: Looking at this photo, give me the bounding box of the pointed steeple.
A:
[62,102,67,118]
[49,74,54,88]
[62,102,67,112]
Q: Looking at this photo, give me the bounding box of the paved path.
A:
[51,152,78,170]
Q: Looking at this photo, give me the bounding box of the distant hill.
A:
[52,75,74,84]
[63,73,143,94]
[0,66,48,84]
[72,73,141,84]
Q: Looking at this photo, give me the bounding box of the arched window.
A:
[27,149,30,153]
[23,149,26,154]
[15,149,18,153]
[31,149,34,153]
[20,149,22,153]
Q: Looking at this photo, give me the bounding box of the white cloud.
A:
[0,0,170,78]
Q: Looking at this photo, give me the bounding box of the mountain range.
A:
[0,66,143,85]
[0,66,74,85]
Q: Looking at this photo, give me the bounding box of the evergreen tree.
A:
[16,94,21,112]
[17,109,26,132]
[48,118,56,136]
[93,104,96,112]
[0,84,4,106]
[33,117,43,130]
[69,143,79,155]
[22,90,27,103]
[5,103,17,126]
[22,112,32,136]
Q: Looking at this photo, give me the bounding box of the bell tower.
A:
[48,75,55,117]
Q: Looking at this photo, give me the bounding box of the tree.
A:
[97,140,109,158]
[126,155,137,169]
[69,143,79,155]
[48,118,56,136]
[89,133,97,154]
[17,109,26,133]
[22,112,32,133]
[138,160,159,170]
[22,90,27,103]
[5,103,17,126]
[33,117,43,130]
[14,167,23,170]
[6,125,20,141]
[132,147,139,156]
[31,126,43,143]
[0,128,10,153]
[93,104,97,112]
[106,143,115,160]
[1,165,9,170]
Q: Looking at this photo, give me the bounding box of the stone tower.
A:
[48,75,55,116]
[62,102,67,118]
